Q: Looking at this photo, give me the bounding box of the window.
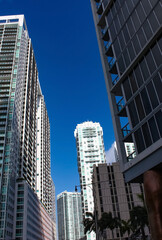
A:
[128,101,139,127]
[143,20,153,40]
[146,81,159,109]
[148,117,160,142]
[155,111,162,137]
[135,94,145,120]
[140,58,150,81]
[142,123,152,147]
[134,64,143,87]
[153,74,162,103]
[129,72,138,93]
[123,78,132,100]
[141,88,152,115]
[151,42,161,67]
[134,128,145,153]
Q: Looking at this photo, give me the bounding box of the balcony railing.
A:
[108,57,115,70]
[117,97,125,112]
[112,74,119,85]
[122,123,131,138]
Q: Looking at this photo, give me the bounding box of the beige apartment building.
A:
[93,162,147,240]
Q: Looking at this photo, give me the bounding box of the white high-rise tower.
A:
[74,121,106,240]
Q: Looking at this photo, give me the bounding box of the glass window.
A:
[118,55,125,74]
[127,41,135,61]
[154,3,162,25]
[129,71,138,93]
[132,35,141,55]
[151,42,161,67]
[146,81,159,109]
[135,94,145,120]
[139,58,150,81]
[114,38,121,58]
[148,11,159,32]
[142,123,152,147]
[123,25,130,44]
[141,88,152,115]
[143,20,153,40]
[118,31,125,50]
[136,2,146,24]
[123,78,132,101]
[128,101,139,127]
[110,22,117,42]
[114,16,120,34]
[122,2,129,21]
[145,51,156,74]
[137,28,147,49]
[155,110,162,137]
[118,9,125,27]
[153,74,162,103]
[149,0,158,8]
[134,128,145,153]
[132,10,141,31]
[126,0,134,13]
[123,49,130,67]
[134,65,143,87]
[141,0,152,15]
[127,17,135,38]
[148,116,160,142]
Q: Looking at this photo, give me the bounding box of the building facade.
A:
[57,191,84,240]
[90,0,162,182]
[0,15,56,239]
[74,121,106,240]
[93,162,147,239]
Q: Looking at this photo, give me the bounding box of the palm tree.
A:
[129,193,149,240]
[83,212,97,234]
[119,219,132,236]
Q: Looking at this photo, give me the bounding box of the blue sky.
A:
[0,0,115,196]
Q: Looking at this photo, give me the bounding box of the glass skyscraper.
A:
[90,0,162,182]
[57,191,84,240]
[74,121,106,240]
[0,15,56,239]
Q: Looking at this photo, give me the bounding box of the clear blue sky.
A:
[0,0,115,196]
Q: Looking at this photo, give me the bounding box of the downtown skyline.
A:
[0,1,115,196]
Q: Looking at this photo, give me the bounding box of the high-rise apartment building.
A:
[74,121,106,240]
[90,0,162,180]
[57,191,84,240]
[93,163,148,239]
[0,15,56,239]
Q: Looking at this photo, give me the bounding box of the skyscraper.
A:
[90,1,162,238]
[0,15,55,239]
[90,0,162,181]
[57,191,84,240]
[74,121,106,240]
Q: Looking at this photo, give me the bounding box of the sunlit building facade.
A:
[57,191,84,240]
[0,15,56,239]
[90,0,162,182]
[74,121,106,240]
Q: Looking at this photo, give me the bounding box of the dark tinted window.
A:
[132,35,141,54]
[135,94,145,120]
[128,101,139,127]
[127,18,135,38]
[140,58,150,81]
[143,20,153,40]
[134,65,143,87]
[141,0,152,15]
[141,88,152,115]
[114,39,121,58]
[123,25,130,44]
[123,49,130,67]
[129,72,138,93]
[126,0,134,13]
[154,3,162,25]
[145,51,156,74]
[148,116,160,142]
[123,78,132,100]
[136,2,146,24]
[155,110,162,137]
[122,2,129,21]
[127,41,136,61]
[137,28,147,49]
[148,11,159,32]
[147,81,159,109]
[118,55,125,74]
[142,123,152,147]
[151,42,161,67]
[132,10,140,31]
[134,128,145,153]
[153,74,162,103]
